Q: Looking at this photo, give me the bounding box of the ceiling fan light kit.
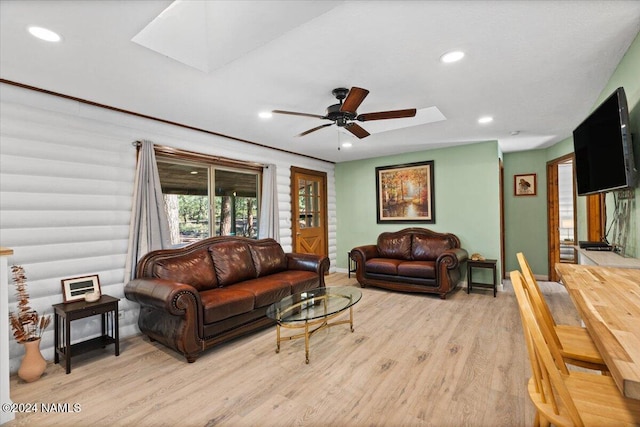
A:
[272,86,417,139]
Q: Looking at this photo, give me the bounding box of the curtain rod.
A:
[133,141,267,170]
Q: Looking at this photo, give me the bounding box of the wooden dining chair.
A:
[510,270,640,427]
[516,252,607,372]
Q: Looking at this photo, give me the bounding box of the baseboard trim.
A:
[334,271,505,292]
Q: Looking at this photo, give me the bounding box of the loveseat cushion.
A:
[200,287,255,323]
[152,249,218,291]
[365,258,403,275]
[378,234,412,259]
[231,277,291,308]
[249,239,287,277]
[411,234,454,261]
[209,241,257,286]
[397,260,436,279]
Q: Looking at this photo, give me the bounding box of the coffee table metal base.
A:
[275,306,355,364]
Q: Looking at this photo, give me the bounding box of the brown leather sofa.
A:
[125,236,330,362]
[350,228,468,299]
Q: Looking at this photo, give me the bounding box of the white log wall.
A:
[0,83,336,373]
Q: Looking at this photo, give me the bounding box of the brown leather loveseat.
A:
[125,236,330,362]
[350,228,468,299]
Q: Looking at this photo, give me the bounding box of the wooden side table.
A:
[348,252,357,278]
[53,295,120,374]
[467,259,498,297]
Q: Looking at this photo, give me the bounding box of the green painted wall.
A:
[336,141,502,277]
[595,31,640,258]
[503,149,548,275]
[336,32,639,280]
[504,31,640,276]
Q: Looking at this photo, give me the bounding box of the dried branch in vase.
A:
[8,265,51,343]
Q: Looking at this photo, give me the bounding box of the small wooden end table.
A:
[348,252,357,278]
[467,259,498,297]
[53,295,120,374]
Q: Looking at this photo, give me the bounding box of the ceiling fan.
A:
[272,87,417,139]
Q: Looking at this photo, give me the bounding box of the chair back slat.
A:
[516,253,563,349]
[511,270,584,427]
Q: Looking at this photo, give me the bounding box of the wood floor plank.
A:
[6,273,584,426]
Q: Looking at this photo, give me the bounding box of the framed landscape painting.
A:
[376,160,435,223]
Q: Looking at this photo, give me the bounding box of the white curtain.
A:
[124,140,172,281]
[258,164,280,240]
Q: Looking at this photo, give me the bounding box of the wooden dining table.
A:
[556,263,640,400]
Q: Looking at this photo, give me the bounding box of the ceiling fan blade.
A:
[340,87,369,114]
[272,110,326,120]
[298,123,334,137]
[357,108,417,121]
[344,123,370,139]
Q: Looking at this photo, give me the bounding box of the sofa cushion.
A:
[231,277,291,308]
[249,239,287,277]
[378,234,412,259]
[200,288,255,323]
[268,270,320,294]
[209,241,257,286]
[152,249,218,291]
[411,234,455,261]
[365,258,403,275]
[397,260,436,279]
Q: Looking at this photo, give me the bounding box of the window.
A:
[298,177,321,228]
[156,152,261,245]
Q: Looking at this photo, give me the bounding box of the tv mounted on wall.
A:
[572,87,637,196]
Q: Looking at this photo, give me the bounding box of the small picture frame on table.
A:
[61,275,101,303]
[514,173,537,196]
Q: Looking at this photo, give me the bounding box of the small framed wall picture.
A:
[61,275,101,303]
[514,173,537,196]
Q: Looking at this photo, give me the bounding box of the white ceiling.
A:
[1,1,639,163]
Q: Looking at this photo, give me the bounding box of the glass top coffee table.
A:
[266,286,362,364]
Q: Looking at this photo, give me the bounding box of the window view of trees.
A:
[215,195,256,238]
[157,157,260,246]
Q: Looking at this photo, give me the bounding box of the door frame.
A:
[290,166,328,256]
[499,158,506,280]
[546,153,576,281]
[586,193,605,242]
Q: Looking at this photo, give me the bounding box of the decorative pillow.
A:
[209,241,257,286]
[377,233,412,260]
[249,240,287,277]
[152,249,218,291]
[412,235,454,261]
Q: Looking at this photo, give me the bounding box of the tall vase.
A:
[18,338,47,383]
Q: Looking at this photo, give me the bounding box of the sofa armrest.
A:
[286,253,330,275]
[436,248,469,270]
[125,278,202,316]
[350,245,379,286]
[350,245,379,263]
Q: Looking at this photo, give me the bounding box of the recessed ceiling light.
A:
[478,116,494,124]
[27,26,61,42]
[190,171,198,175]
[258,111,272,119]
[440,50,464,63]
[341,142,352,148]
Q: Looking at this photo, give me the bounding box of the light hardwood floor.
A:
[6,273,584,426]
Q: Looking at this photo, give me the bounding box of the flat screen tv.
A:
[572,87,637,196]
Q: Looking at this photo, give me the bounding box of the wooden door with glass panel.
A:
[291,167,327,257]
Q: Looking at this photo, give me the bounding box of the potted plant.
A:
[8,265,50,382]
